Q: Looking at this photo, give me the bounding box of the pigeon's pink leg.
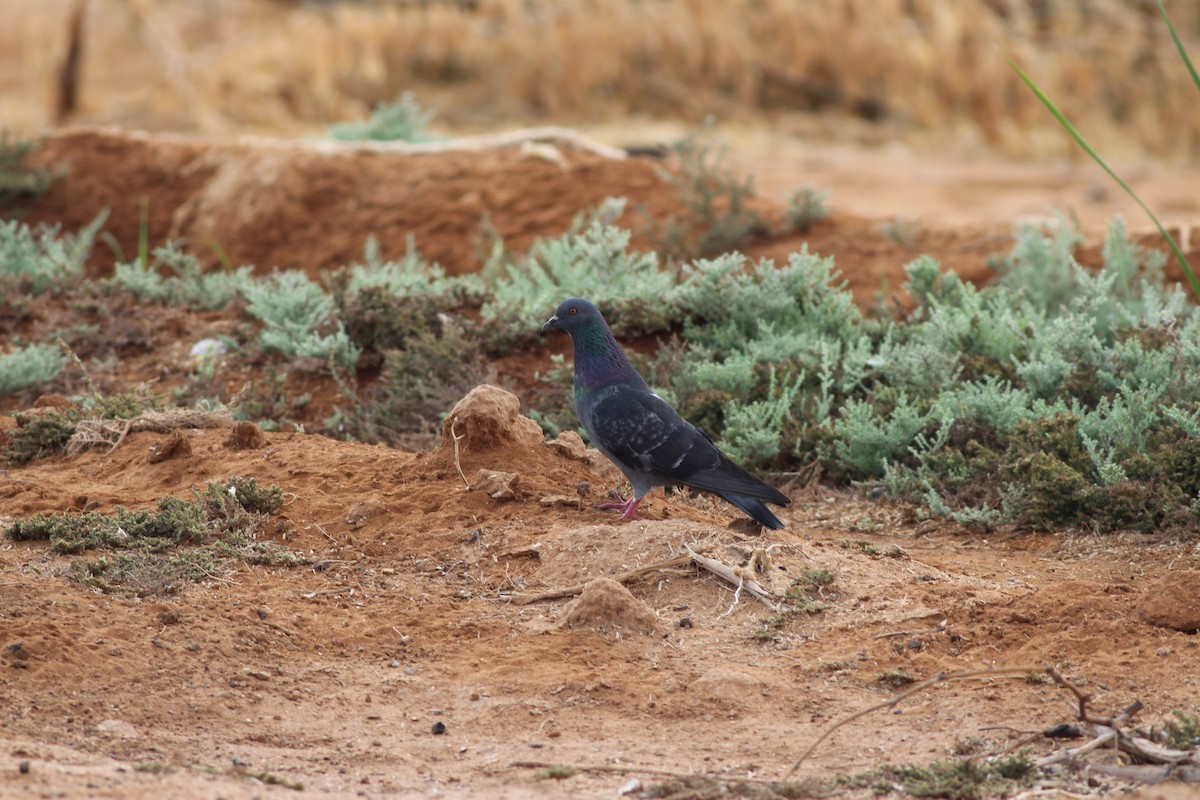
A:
[595,489,642,520]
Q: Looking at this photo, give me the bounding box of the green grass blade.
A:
[137,197,149,270]
[1157,0,1200,93]
[1005,53,1200,300]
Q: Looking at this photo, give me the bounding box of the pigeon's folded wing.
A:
[588,386,788,504]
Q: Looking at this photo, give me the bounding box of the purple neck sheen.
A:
[571,319,640,390]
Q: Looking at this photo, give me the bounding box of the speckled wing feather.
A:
[586,385,790,505]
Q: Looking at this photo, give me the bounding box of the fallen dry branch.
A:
[515,553,693,605]
[100,126,629,161]
[787,663,1200,786]
[785,664,1083,778]
[67,408,233,455]
[515,544,785,609]
[686,546,780,612]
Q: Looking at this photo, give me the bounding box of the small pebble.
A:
[431,722,446,735]
[18,761,30,775]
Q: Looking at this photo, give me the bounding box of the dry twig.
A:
[515,553,693,605]
[686,546,780,611]
[785,664,1081,778]
[67,408,233,455]
[450,421,470,489]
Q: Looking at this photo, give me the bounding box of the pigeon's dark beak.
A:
[541,314,560,334]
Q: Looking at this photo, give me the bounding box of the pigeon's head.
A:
[541,298,604,337]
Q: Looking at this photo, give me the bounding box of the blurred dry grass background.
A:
[3,0,1199,158]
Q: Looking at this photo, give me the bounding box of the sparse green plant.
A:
[0,211,106,294]
[482,203,676,351]
[879,216,919,248]
[645,128,766,260]
[534,765,578,780]
[1156,710,1200,750]
[233,365,311,431]
[1007,1,1200,299]
[842,753,1038,799]
[878,670,917,688]
[243,270,361,369]
[786,185,831,233]
[112,241,253,310]
[0,342,66,397]
[4,477,298,596]
[0,133,62,217]
[334,317,488,446]
[3,408,80,464]
[799,567,835,588]
[329,92,436,143]
[841,540,882,556]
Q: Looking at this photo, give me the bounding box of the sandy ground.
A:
[3,129,1200,800]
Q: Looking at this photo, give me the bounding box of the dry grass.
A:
[4,0,1200,157]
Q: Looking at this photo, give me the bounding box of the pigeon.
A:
[541,298,791,529]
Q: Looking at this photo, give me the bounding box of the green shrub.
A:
[243,270,361,369]
[645,129,766,260]
[112,241,253,310]
[0,212,105,294]
[3,477,298,595]
[0,342,66,397]
[482,205,676,351]
[785,185,831,232]
[329,92,435,142]
[0,133,62,217]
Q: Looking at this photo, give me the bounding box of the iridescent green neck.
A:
[572,319,641,391]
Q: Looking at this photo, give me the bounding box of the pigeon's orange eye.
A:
[569,307,577,315]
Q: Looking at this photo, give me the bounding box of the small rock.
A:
[618,778,641,795]
[18,761,30,775]
[190,338,229,359]
[245,670,271,681]
[474,469,520,500]
[4,642,32,661]
[431,722,446,735]
[346,500,387,529]
[97,719,140,739]
[538,494,580,508]
[548,430,588,461]
[32,394,74,410]
[156,607,183,626]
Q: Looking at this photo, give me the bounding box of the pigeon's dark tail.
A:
[723,494,786,530]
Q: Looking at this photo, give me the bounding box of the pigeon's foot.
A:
[594,490,641,521]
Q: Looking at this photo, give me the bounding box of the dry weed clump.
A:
[5,0,1199,157]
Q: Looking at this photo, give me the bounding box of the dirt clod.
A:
[224,420,266,450]
[474,469,520,500]
[147,430,192,463]
[557,577,659,636]
[442,385,543,453]
[1137,570,1200,633]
